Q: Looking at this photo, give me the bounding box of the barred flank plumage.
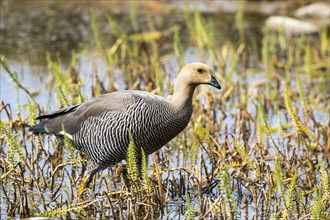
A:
[29,62,221,193]
[73,91,192,166]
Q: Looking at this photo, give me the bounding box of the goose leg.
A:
[78,161,100,196]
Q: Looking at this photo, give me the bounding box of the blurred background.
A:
[1,0,329,110]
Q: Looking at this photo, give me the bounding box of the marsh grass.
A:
[0,4,329,220]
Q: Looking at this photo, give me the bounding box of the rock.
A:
[294,2,330,18]
[265,16,320,35]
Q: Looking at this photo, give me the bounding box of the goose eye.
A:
[197,68,203,73]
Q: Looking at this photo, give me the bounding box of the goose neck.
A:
[170,84,195,110]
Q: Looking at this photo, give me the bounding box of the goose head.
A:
[171,62,221,108]
[175,62,221,90]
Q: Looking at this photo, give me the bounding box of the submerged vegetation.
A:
[1,1,329,219]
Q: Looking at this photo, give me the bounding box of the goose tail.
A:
[28,121,47,134]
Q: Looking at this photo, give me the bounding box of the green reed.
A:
[274,161,284,198]
[174,28,185,66]
[141,148,149,191]
[262,27,271,98]
[311,185,326,219]
[218,167,238,219]
[127,130,138,183]
[0,120,21,166]
[0,56,37,102]
[282,171,297,219]
[320,28,328,57]
[304,41,312,79]
[184,6,214,51]
[319,162,330,203]
[185,192,192,220]
[129,0,138,31]
[257,101,266,148]
[235,0,245,43]
[90,9,104,55]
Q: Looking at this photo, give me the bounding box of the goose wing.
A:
[42,91,136,135]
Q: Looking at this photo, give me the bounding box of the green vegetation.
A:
[127,129,138,183]
[0,2,329,219]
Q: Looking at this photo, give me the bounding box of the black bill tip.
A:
[208,75,221,90]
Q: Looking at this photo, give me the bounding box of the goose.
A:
[29,62,221,195]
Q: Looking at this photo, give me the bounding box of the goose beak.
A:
[208,75,221,90]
